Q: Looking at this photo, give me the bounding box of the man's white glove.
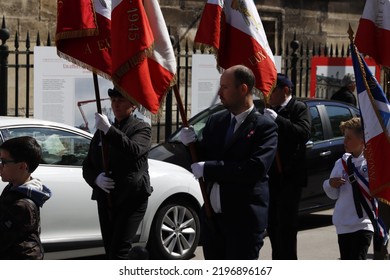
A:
[95,172,115,193]
[95,113,111,135]
[264,108,278,120]
[180,126,197,146]
[191,162,205,179]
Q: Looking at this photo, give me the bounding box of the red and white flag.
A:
[351,42,390,203]
[111,0,176,114]
[355,0,390,67]
[56,0,112,78]
[194,0,276,96]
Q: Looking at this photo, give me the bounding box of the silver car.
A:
[0,117,203,260]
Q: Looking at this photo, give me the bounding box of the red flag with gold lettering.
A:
[194,0,276,96]
[56,0,112,79]
[111,0,176,114]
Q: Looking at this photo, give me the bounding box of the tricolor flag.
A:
[111,0,176,114]
[56,0,112,78]
[355,0,390,67]
[194,0,277,96]
[351,42,390,204]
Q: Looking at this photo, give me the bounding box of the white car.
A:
[0,117,203,260]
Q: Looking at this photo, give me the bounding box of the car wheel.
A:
[148,201,200,260]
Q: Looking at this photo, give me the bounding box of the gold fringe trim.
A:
[371,181,390,203]
[194,42,220,69]
[154,74,178,119]
[55,28,99,42]
[111,83,141,106]
[57,50,112,81]
[112,45,154,82]
[378,197,390,206]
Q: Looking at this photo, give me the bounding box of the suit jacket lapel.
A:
[224,108,258,149]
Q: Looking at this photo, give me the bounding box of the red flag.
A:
[56,0,112,78]
[194,0,277,96]
[355,0,390,67]
[111,0,176,114]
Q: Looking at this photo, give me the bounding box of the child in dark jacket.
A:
[0,136,51,259]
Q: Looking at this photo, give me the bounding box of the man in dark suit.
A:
[82,88,152,259]
[180,65,278,259]
[264,73,311,259]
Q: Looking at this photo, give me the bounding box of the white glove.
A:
[95,113,111,134]
[264,108,278,120]
[95,172,115,193]
[191,162,205,179]
[180,126,197,145]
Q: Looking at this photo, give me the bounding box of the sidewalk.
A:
[192,209,377,260]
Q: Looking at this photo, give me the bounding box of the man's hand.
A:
[95,172,115,193]
[191,162,205,179]
[180,126,197,146]
[264,108,278,120]
[95,113,111,134]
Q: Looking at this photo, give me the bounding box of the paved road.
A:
[191,209,377,260]
[60,209,377,260]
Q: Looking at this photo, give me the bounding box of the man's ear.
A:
[283,85,291,96]
[240,83,249,96]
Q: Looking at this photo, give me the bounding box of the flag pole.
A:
[172,84,215,219]
[92,73,112,210]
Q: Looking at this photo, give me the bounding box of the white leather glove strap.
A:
[95,113,111,135]
[95,172,115,193]
[264,108,278,120]
[180,126,197,146]
[191,162,205,179]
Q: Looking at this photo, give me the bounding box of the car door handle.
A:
[320,151,331,156]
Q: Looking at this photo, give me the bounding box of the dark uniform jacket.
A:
[269,97,311,187]
[198,107,278,232]
[82,115,153,208]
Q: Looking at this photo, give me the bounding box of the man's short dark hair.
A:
[0,136,42,173]
[233,65,255,93]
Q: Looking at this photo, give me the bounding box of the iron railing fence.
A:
[1,17,389,144]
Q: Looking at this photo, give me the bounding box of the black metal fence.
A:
[1,16,389,144]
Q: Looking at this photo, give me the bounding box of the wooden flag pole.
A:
[172,84,215,219]
[92,73,112,211]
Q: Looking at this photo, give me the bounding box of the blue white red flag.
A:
[194,0,276,96]
[351,42,390,204]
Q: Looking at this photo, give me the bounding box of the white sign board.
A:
[34,46,150,134]
[34,47,113,133]
[191,54,282,117]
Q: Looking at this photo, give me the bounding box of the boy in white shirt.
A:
[323,117,373,260]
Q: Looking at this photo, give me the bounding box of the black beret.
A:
[276,73,293,88]
[108,88,122,97]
